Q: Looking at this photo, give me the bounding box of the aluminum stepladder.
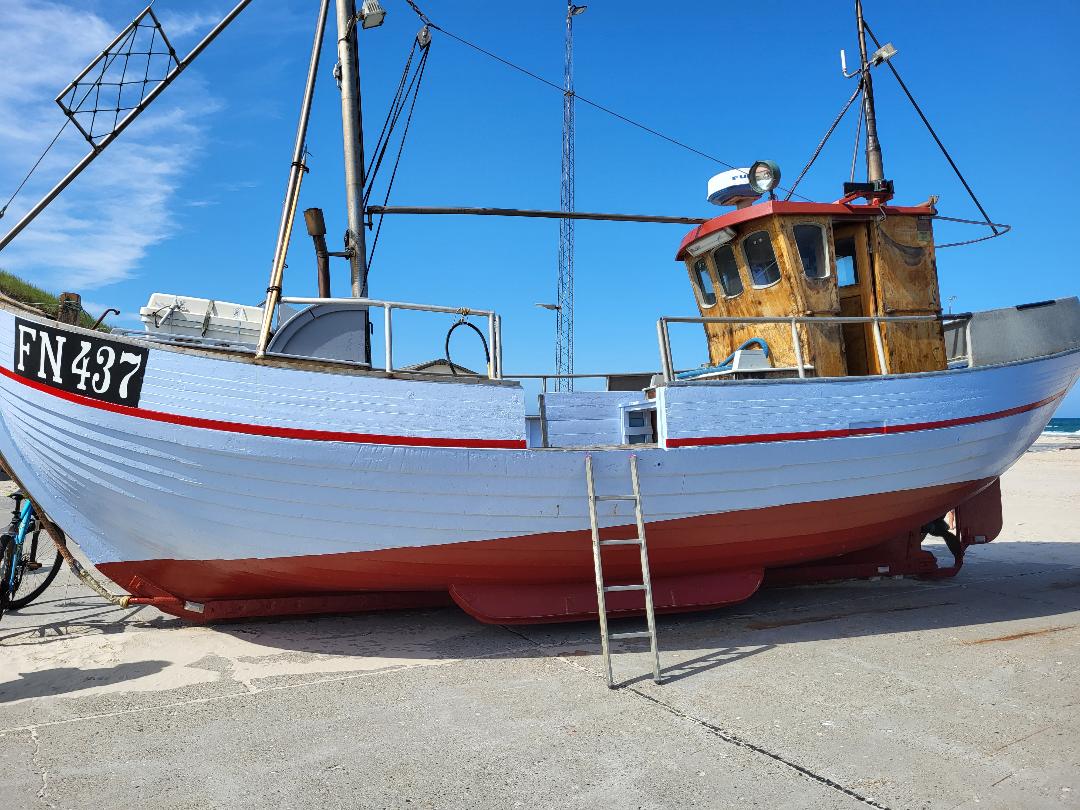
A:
[584,453,662,689]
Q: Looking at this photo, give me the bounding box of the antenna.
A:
[555,2,586,392]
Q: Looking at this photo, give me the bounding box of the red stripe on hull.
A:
[97,478,991,614]
[0,365,526,449]
[1,365,1060,452]
[665,392,1064,447]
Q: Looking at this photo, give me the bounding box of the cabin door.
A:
[833,224,879,375]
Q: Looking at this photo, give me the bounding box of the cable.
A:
[0,120,71,220]
[367,38,416,184]
[784,82,863,201]
[444,317,490,376]
[1,18,140,219]
[863,21,1001,238]
[932,214,1012,249]
[849,91,864,183]
[402,0,812,201]
[367,43,430,269]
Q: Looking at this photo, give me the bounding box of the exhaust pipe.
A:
[304,207,331,298]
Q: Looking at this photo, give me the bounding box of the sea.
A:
[1044,417,1080,435]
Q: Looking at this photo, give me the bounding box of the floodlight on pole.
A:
[359,0,386,29]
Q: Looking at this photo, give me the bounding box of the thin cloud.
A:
[0,0,217,291]
[157,9,224,40]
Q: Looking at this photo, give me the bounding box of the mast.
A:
[855,0,885,183]
[335,0,370,297]
[556,3,586,392]
[255,0,330,358]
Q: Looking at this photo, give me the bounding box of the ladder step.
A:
[604,584,646,592]
[610,631,652,641]
[599,538,643,547]
[594,494,637,502]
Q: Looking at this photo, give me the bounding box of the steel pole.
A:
[255,0,331,358]
[334,0,369,298]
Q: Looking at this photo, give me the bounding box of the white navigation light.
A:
[869,42,898,67]
[360,0,387,29]
[685,227,737,258]
[748,160,781,195]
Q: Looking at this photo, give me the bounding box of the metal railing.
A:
[279,296,504,379]
[657,313,974,383]
[506,372,660,393]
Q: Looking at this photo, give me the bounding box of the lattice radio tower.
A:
[556,2,586,392]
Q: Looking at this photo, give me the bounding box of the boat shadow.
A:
[0,661,169,703]
[207,539,1080,672]
[1,540,1075,689]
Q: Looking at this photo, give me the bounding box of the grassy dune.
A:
[0,270,104,330]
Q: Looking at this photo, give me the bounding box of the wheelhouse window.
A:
[712,245,743,298]
[692,259,717,307]
[835,236,858,286]
[742,230,781,287]
[794,224,828,279]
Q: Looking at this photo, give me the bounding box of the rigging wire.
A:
[784,82,863,201]
[402,0,813,202]
[862,21,1005,247]
[932,214,1011,249]
[0,21,141,220]
[0,120,71,221]
[363,37,422,206]
[366,37,430,269]
[849,91,864,183]
[364,36,419,192]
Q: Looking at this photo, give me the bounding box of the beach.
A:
[0,435,1077,809]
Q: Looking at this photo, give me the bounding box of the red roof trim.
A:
[0,365,528,450]
[676,200,936,260]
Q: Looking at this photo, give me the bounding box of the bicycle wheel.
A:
[0,533,14,619]
[8,528,63,609]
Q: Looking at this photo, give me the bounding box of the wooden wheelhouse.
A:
[676,200,947,378]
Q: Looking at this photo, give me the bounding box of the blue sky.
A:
[1,1,1078,414]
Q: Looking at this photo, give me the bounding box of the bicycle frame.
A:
[5,499,34,594]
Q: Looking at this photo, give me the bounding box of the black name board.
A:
[14,318,149,407]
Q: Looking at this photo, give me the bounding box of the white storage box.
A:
[140,293,264,346]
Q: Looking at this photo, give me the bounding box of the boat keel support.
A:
[449,569,765,625]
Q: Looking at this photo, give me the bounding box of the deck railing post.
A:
[790,318,806,379]
[383,303,393,373]
[657,319,674,383]
[964,317,974,368]
[871,318,888,374]
[486,313,496,378]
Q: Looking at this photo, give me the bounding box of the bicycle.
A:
[0,492,63,619]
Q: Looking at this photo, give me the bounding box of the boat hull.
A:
[1,308,1077,622]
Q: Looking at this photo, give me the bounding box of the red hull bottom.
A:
[97,478,998,623]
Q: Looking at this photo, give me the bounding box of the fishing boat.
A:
[0,0,1077,628]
